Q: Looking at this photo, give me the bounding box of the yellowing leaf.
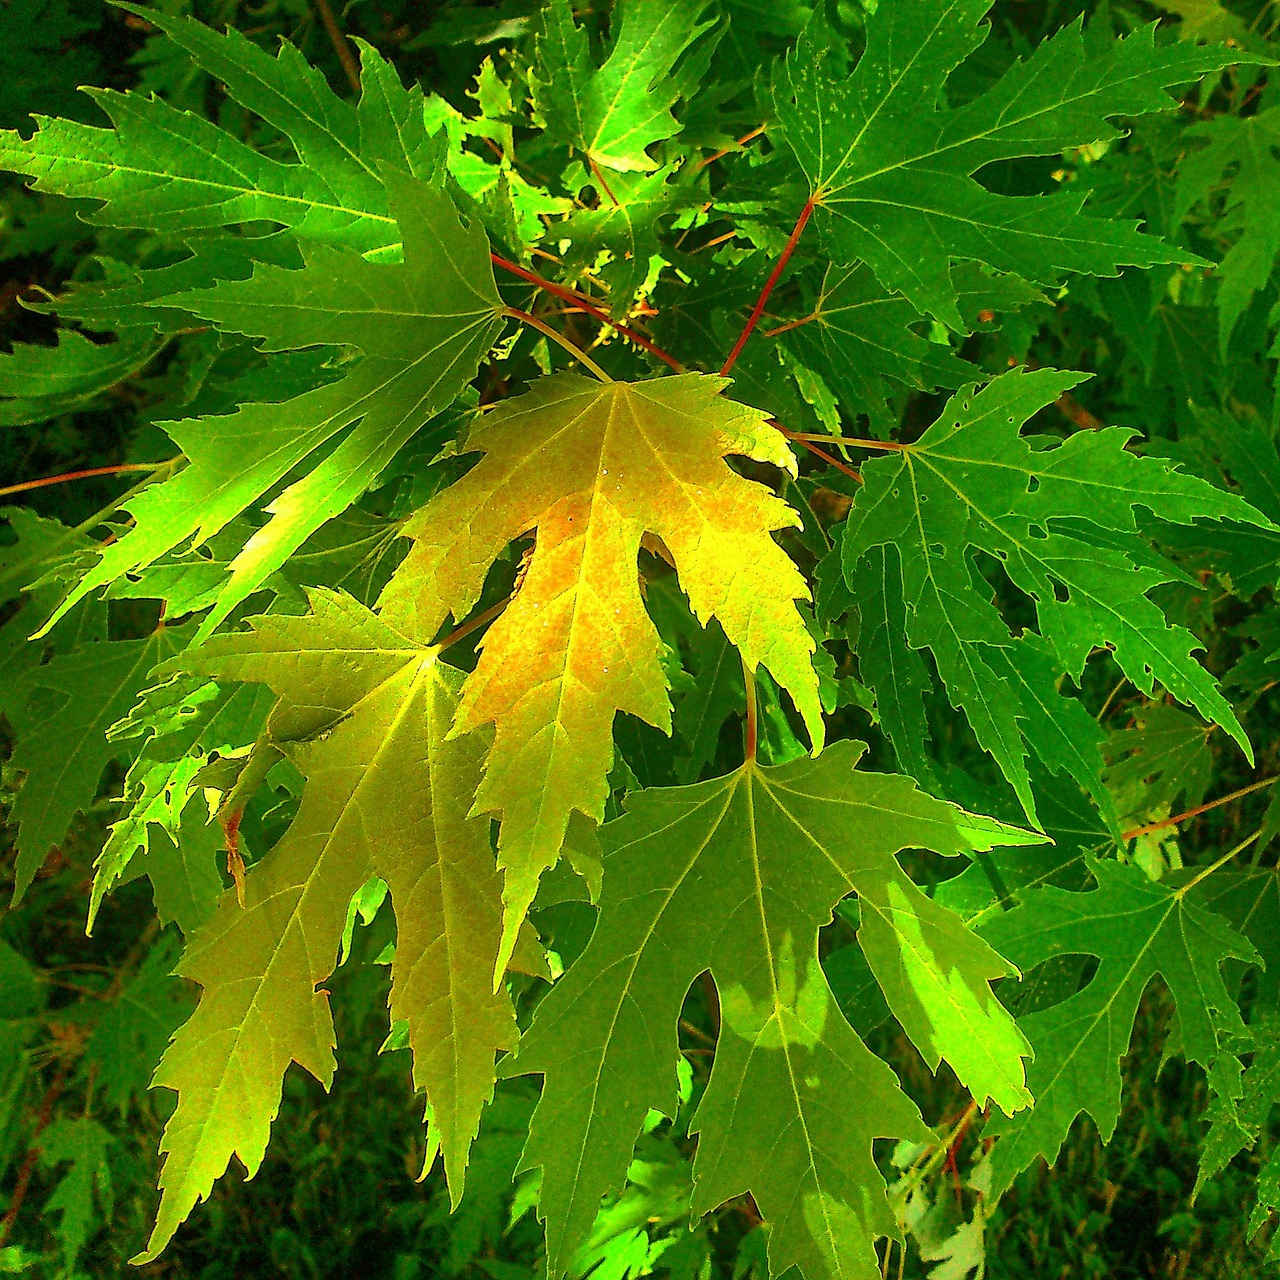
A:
[379,371,824,971]
[135,591,513,1260]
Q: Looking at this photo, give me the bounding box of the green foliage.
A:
[4,1,1280,1278]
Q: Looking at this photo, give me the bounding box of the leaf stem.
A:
[490,253,685,372]
[776,428,906,452]
[311,0,361,94]
[784,432,863,485]
[0,461,168,501]
[436,596,511,653]
[1176,828,1262,897]
[742,655,758,764]
[720,197,816,376]
[1121,774,1277,842]
[506,307,614,382]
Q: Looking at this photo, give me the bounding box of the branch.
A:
[1121,774,1277,842]
[720,198,816,376]
[490,254,685,373]
[312,0,361,94]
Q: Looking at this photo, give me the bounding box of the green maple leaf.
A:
[379,370,824,974]
[1197,1015,1280,1197]
[8,628,182,901]
[510,740,1038,1280]
[92,677,274,931]
[1176,106,1280,352]
[134,590,514,1261]
[841,367,1269,824]
[0,325,160,425]
[773,3,1248,327]
[979,857,1255,1200]
[779,263,980,430]
[39,172,504,640]
[533,0,718,173]
[0,7,437,258]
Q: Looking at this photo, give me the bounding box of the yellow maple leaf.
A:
[380,371,824,973]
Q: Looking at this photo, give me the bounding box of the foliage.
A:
[5,1,1280,1277]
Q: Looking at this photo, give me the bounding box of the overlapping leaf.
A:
[774,2,1246,327]
[39,172,504,640]
[134,591,514,1261]
[980,857,1255,1199]
[511,740,1037,1280]
[1176,106,1280,351]
[8,628,182,901]
[0,7,438,257]
[842,367,1269,824]
[533,0,718,172]
[379,370,824,971]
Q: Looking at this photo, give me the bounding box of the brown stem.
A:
[0,1062,67,1247]
[0,461,169,500]
[721,198,816,376]
[1121,774,1278,842]
[762,312,820,338]
[587,156,621,208]
[311,0,361,94]
[489,253,685,373]
[786,433,863,485]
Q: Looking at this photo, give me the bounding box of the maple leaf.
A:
[1176,106,1280,352]
[0,7,438,257]
[379,370,824,971]
[0,325,160,425]
[841,367,1269,824]
[779,263,981,430]
[979,857,1255,1199]
[8,629,183,901]
[533,0,718,173]
[134,590,514,1260]
[1196,1015,1280,1197]
[91,677,274,932]
[39,171,504,640]
[773,3,1247,327]
[510,740,1038,1280]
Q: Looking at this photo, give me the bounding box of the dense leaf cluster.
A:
[4,1,1280,1276]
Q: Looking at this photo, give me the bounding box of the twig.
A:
[699,124,767,170]
[505,307,613,382]
[311,0,361,94]
[1121,774,1277,842]
[721,198,816,376]
[490,253,686,373]
[0,461,168,500]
